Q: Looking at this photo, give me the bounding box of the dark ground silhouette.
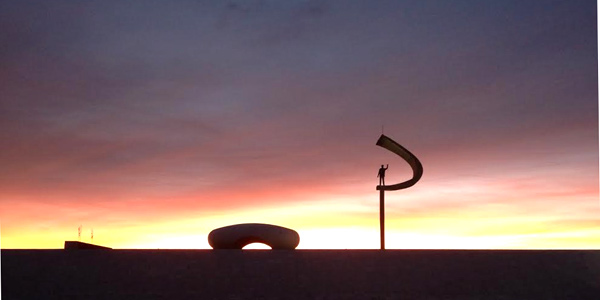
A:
[3,249,599,299]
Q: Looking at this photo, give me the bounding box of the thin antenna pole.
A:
[381,125,384,135]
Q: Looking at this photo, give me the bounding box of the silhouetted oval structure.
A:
[208,223,300,250]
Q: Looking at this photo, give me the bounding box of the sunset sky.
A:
[1,0,598,249]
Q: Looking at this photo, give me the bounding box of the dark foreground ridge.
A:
[64,241,112,250]
[2,250,599,299]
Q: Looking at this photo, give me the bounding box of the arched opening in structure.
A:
[234,236,273,249]
[242,243,272,250]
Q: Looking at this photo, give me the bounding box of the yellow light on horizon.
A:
[3,189,600,250]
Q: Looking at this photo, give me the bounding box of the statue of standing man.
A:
[378,164,389,186]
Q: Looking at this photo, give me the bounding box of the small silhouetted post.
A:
[379,189,385,250]
[78,225,82,241]
[378,164,388,250]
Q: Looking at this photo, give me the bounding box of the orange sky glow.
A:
[3,153,598,249]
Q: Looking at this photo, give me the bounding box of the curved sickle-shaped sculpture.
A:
[208,223,300,250]
[376,134,423,191]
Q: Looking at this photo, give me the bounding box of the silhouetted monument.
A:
[376,134,423,250]
[377,164,388,185]
[208,223,300,249]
